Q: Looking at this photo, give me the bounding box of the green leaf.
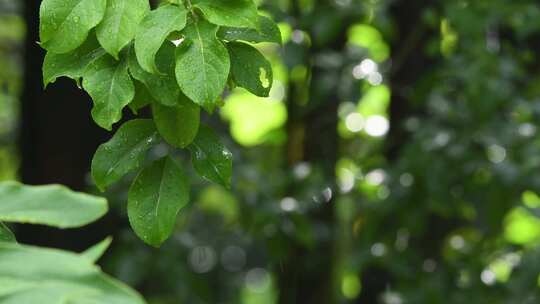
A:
[228,42,273,97]
[39,0,107,54]
[83,54,135,130]
[175,20,230,112]
[152,96,200,148]
[189,126,233,188]
[42,32,106,87]
[81,237,112,263]
[192,0,259,29]
[0,222,15,243]
[129,43,181,106]
[0,242,145,303]
[96,0,150,59]
[129,80,154,114]
[218,15,282,44]
[134,4,187,74]
[0,181,107,228]
[92,119,160,191]
[128,157,189,247]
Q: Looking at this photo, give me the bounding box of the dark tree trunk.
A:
[358,1,441,303]
[20,0,107,190]
[17,0,111,251]
[277,3,349,303]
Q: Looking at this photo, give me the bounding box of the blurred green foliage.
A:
[0,1,22,181]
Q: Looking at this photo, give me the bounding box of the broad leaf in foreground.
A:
[129,43,181,107]
[228,42,273,97]
[192,0,259,29]
[92,119,160,191]
[218,15,282,44]
[128,157,189,247]
[39,0,107,53]
[83,55,135,130]
[175,20,230,112]
[134,4,187,74]
[152,96,200,148]
[189,126,233,188]
[0,242,145,304]
[96,0,150,58]
[0,181,107,228]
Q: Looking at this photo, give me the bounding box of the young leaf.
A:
[92,119,160,191]
[81,237,113,262]
[39,0,107,54]
[175,20,230,112]
[134,4,187,74]
[128,157,190,247]
[152,96,200,148]
[0,181,107,228]
[96,0,150,59]
[0,242,146,303]
[0,222,15,243]
[218,15,282,44]
[188,126,233,188]
[42,33,106,87]
[83,54,135,130]
[129,43,181,107]
[191,0,259,29]
[228,42,273,97]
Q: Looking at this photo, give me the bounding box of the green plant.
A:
[39,0,280,247]
[0,181,145,303]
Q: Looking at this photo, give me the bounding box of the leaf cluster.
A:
[39,0,281,246]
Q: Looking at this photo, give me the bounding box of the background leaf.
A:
[0,181,107,229]
[134,4,187,74]
[152,96,200,149]
[92,119,160,191]
[188,126,233,188]
[83,55,135,130]
[129,80,154,114]
[96,0,149,58]
[128,157,190,247]
[129,43,181,107]
[39,0,106,53]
